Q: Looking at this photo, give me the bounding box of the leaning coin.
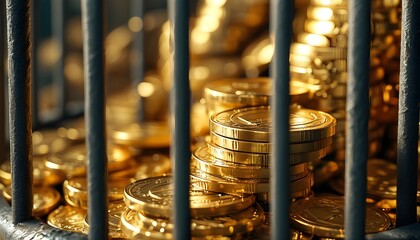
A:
[124,176,256,218]
[47,205,86,233]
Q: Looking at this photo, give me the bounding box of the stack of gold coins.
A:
[203,77,311,119]
[370,0,401,162]
[122,176,265,238]
[290,196,391,238]
[191,106,336,207]
[287,0,387,164]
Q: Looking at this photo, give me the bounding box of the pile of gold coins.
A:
[119,176,265,238]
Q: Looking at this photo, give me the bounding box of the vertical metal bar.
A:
[0,0,6,164]
[168,0,191,239]
[6,0,33,223]
[130,0,145,122]
[396,0,420,227]
[81,0,108,238]
[30,0,38,128]
[52,0,66,118]
[345,0,371,238]
[269,0,292,239]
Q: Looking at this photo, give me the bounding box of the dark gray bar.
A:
[0,0,6,163]
[168,0,191,239]
[396,0,420,227]
[52,0,66,118]
[345,0,371,238]
[130,0,145,122]
[30,0,39,127]
[6,0,33,223]
[269,0,292,239]
[81,0,108,238]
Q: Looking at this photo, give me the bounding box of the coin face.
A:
[210,106,336,143]
[124,176,255,218]
[47,205,86,233]
[290,197,391,238]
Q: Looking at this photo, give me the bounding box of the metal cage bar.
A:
[6,0,34,224]
[345,0,371,238]
[269,0,293,239]
[169,0,192,238]
[81,0,108,238]
[30,0,39,128]
[396,0,420,228]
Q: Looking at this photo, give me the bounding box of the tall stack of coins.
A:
[287,0,387,164]
[121,176,265,238]
[191,106,336,207]
[371,0,401,161]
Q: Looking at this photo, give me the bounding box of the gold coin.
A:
[109,158,138,180]
[296,32,331,47]
[204,78,310,107]
[133,153,171,180]
[210,132,334,154]
[191,167,269,194]
[290,172,314,193]
[210,106,336,143]
[124,176,255,218]
[290,53,347,72]
[305,19,348,36]
[207,141,329,165]
[84,200,128,239]
[290,42,347,60]
[307,6,348,23]
[366,159,420,201]
[135,203,265,237]
[120,208,171,239]
[290,196,391,238]
[111,122,170,149]
[63,177,131,209]
[0,157,65,186]
[372,0,400,9]
[192,146,270,179]
[47,205,86,233]
[3,186,61,217]
[310,0,347,6]
[44,143,132,177]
